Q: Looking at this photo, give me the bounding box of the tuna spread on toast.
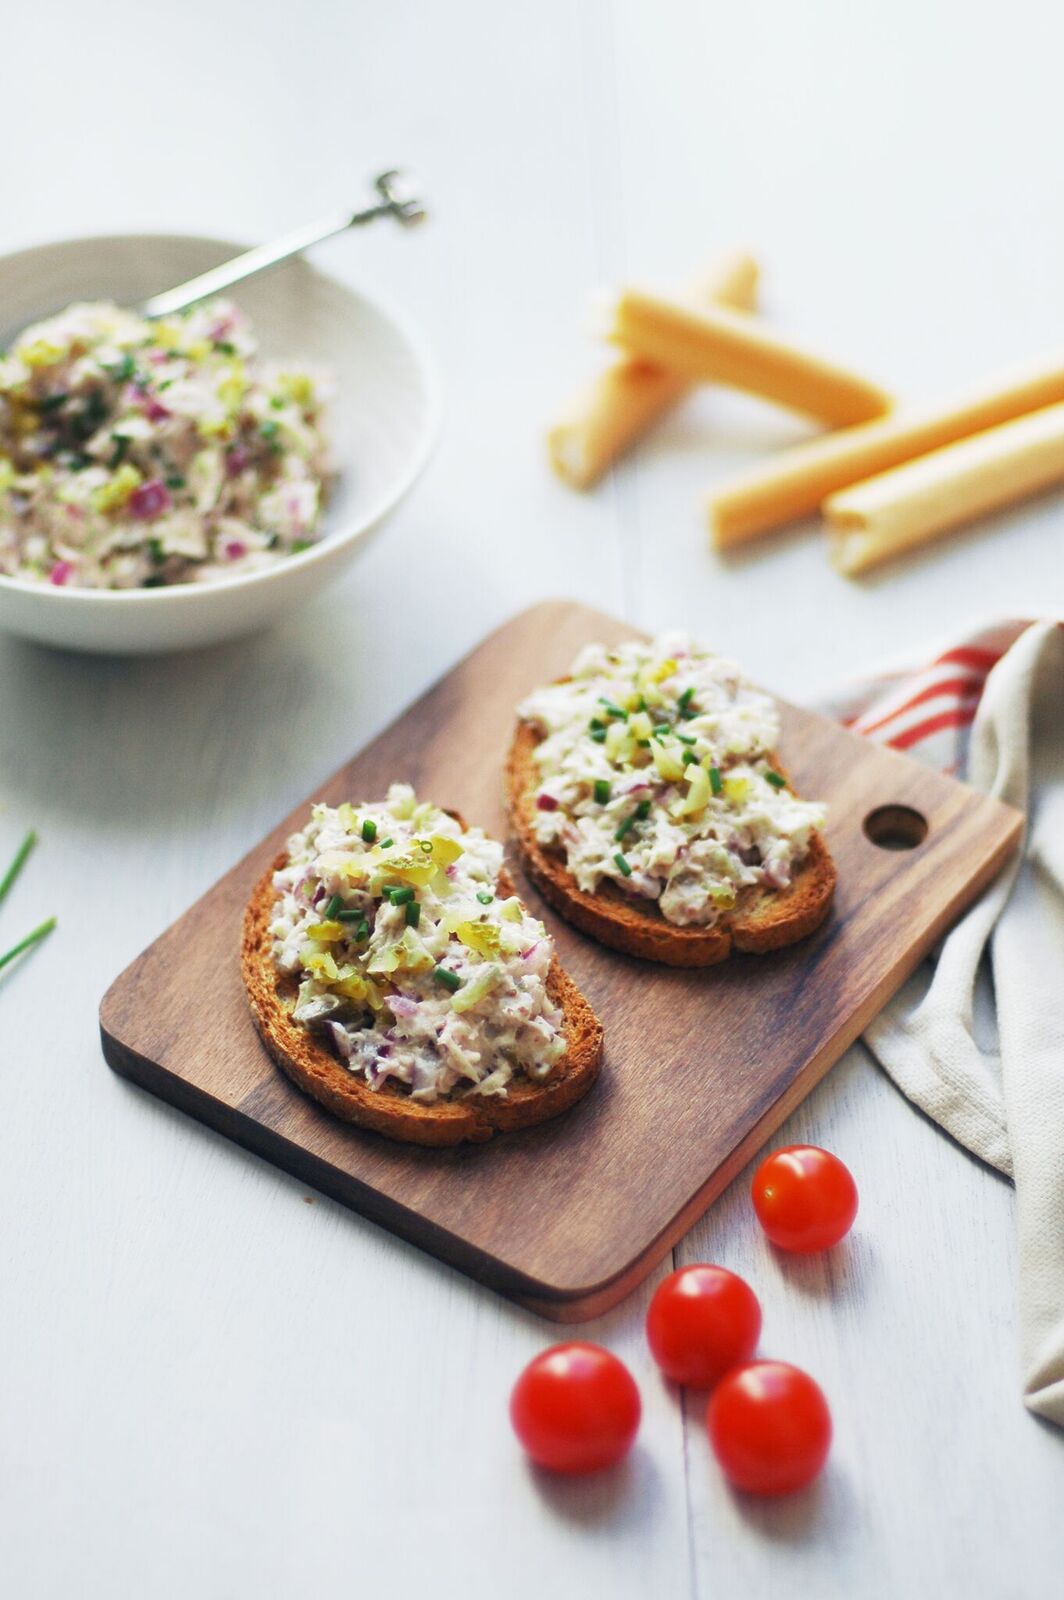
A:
[516,634,827,929]
[269,785,567,1102]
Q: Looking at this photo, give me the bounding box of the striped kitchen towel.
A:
[818,618,1032,774]
[819,618,1064,1426]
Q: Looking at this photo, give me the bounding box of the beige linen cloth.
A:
[834,620,1064,1425]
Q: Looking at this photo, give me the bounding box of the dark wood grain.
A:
[99,602,1023,1320]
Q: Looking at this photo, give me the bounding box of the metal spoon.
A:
[139,170,426,320]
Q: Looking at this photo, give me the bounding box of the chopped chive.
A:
[588,717,606,732]
[593,779,611,805]
[361,817,377,843]
[270,394,286,409]
[434,966,462,993]
[598,697,627,719]
[682,748,699,766]
[0,915,56,974]
[613,852,633,877]
[389,885,415,906]
[290,539,312,554]
[614,814,637,841]
[324,894,343,919]
[39,391,69,413]
[147,537,166,565]
[590,728,607,744]
[476,890,494,905]
[765,770,787,790]
[637,739,651,747]
[72,390,107,441]
[110,434,130,467]
[336,908,363,922]
[635,694,648,712]
[165,473,186,490]
[676,733,697,745]
[405,900,421,928]
[677,687,695,713]
[103,354,135,382]
[709,766,723,796]
[653,723,670,737]
[0,829,37,908]
[418,839,435,855]
[380,838,394,849]
[635,799,652,820]
[259,419,280,441]
[214,340,237,355]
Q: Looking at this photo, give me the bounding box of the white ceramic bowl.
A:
[0,234,438,653]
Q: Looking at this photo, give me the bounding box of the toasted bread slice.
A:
[241,859,603,1146]
[506,721,836,968]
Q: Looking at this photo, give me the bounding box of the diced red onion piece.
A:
[128,480,172,521]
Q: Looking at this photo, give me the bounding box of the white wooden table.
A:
[2,3,1063,1595]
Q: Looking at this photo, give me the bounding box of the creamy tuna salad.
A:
[0,298,329,589]
[271,785,567,1103]
[518,634,827,928]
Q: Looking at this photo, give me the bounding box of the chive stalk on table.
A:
[0,829,37,909]
[0,829,58,979]
[0,916,56,975]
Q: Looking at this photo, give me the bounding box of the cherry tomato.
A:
[646,1265,762,1388]
[751,1145,858,1253]
[707,1360,832,1495]
[510,1342,641,1474]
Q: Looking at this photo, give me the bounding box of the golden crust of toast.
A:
[240,857,603,1146]
[505,721,836,968]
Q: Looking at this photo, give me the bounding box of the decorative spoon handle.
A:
[139,170,426,319]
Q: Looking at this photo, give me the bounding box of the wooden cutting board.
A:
[100,602,1023,1320]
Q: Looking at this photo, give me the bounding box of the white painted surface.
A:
[1,2,1062,1596]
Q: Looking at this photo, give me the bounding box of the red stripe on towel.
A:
[856,678,984,736]
[888,705,978,752]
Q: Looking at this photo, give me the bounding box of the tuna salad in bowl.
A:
[0,297,331,590]
[0,233,437,652]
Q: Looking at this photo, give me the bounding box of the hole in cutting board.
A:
[863,804,928,851]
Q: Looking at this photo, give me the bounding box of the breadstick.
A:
[548,252,759,489]
[706,352,1064,548]
[825,401,1064,576]
[605,290,891,428]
